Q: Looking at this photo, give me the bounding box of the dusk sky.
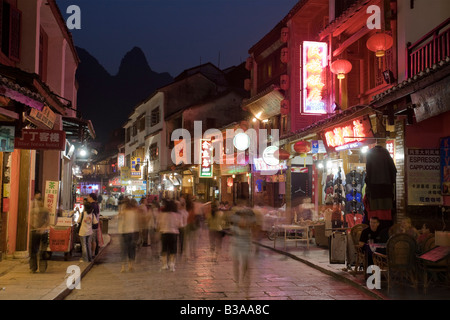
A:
[56,0,299,77]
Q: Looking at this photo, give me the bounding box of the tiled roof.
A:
[370,56,450,104]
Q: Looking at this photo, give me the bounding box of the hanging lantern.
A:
[274,148,291,160]
[281,47,289,63]
[280,99,289,115]
[244,78,251,91]
[330,59,352,80]
[293,140,311,154]
[280,74,289,90]
[227,177,234,187]
[366,32,393,58]
[245,57,253,70]
[281,27,289,43]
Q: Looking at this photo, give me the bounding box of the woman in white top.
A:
[157,199,182,272]
[77,202,98,262]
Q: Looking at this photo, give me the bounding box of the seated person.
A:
[400,217,418,240]
[359,216,389,265]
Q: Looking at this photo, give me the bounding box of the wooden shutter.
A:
[9,5,20,61]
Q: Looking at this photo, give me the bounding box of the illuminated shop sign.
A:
[118,153,125,168]
[302,41,328,114]
[199,139,213,178]
[323,116,373,151]
[253,157,287,172]
[131,157,142,178]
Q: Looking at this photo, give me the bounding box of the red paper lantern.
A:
[281,27,289,43]
[275,148,291,160]
[245,57,253,70]
[366,32,393,58]
[244,78,251,91]
[280,99,289,115]
[330,59,352,80]
[281,47,289,63]
[294,141,311,154]
[280,75,289,90]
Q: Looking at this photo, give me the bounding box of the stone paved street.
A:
[65,228,375,301]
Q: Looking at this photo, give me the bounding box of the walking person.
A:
[139,198,152,247]
[87,193,101,257]
[177,198,189,257]
[118,198,139,272]
[207,202,225,262]
[29,190,50,273]
[157,199,182,272]
[229,207,256,287]
[77,200,98,262]
[185,194,200,259]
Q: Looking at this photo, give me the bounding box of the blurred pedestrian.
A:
[157,199,182,271]
[207,202,225,262]
[29,190,50,273]
[118,198,139,272]
[229,206,256,287]
[177,198,189,256]
[77,201,98,263]
[88,193,101,257]
[138,198,152,247]
[185,195,199,259]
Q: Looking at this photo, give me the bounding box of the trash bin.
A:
[100,217,110,234]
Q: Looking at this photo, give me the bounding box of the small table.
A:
[274,224,311,250]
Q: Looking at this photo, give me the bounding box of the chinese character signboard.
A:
[440,137,450,196]
[44,180,60,225]
[407,149,442,205]
[386,140,395,159]
[131,157,142,179]
[14,129,65,150]
[118,153,125,168]
[322,116,373,151]
[200,139,213,178]
[29,105,56,129]
[302,41,328,114]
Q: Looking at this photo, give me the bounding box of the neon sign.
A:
[302,41,327,114]
[199,139,213,178]
[323,116,373,151]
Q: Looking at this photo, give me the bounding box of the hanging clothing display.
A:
[364,145,397,223]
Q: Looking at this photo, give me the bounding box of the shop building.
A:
[0,0,94,258]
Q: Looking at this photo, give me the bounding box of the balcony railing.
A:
[407,18,450,78]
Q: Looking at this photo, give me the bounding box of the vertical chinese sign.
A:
[440,136,450,196]
[302,41,328,114]
[199,139,213,178]
[44,181,60,225]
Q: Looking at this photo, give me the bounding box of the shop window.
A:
[138,114,146,132]
[151,107,160,126]
[149,143,159,161]
[126,127,131,143]
[0,2,21,61]
[256,49,286,93]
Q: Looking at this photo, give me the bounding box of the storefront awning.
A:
[62,116,96,141]
[280,104,376,144]
[241,85,284,120]
[0,75,45,111]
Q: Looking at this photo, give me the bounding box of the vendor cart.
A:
[43,215,77,261]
